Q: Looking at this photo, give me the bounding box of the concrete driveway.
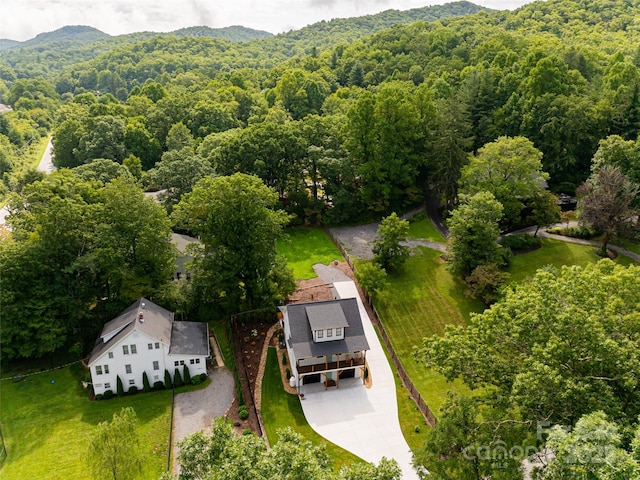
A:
[298,281,420,480]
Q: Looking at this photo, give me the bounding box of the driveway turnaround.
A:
[298,280,420,480]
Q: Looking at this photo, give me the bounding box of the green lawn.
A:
[373,247,484,414]
[407,217,446,242]
[507,237,634,283]
[260,347,362,468]
[0,363,171,479]
[277,227,343,280]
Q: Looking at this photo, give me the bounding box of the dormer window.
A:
[305,303,350,343]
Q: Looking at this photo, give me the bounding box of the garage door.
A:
[339,368,355,379]
[303,373,321,384]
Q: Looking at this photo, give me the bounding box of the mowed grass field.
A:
[0,363,171,479]
[373,247,484,413]
[507,236,635,283]
[277,227,342,280]
[260,348,361,468]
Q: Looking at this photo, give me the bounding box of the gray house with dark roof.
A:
[88,298,209,396]
[279,298,370,390]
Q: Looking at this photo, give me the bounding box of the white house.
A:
[279,298,370,390]
[88,298,209,396]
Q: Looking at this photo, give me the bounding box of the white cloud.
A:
[1,0,535,41]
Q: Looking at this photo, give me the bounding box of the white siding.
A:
[91,330,168,396]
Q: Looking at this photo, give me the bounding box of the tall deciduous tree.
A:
[543,412,640,480]
[172,173,294,316]
[372,212,410,272]
[416,260,640,426]
[460,136,548,226]
[446,192,505,276]
[145,147,213,211]
[577,164,639,253]
[88,407,142,480]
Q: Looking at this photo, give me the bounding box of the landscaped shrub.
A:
[183,364,191,384]
[191,376,202,385]
[128,386,138,395]
[547,225,599,239]
[164,369,172,388]
[282,354,287,365]
[95,394,104,401]
[199,373,207,382]
[174,368,183,387]
[116,375,124,396]
[500,233,540,251]
[103,390,114,399]
[242,429,253,436]
[285,368,291,379]
[238,405,249,420]
[153,380,165,390]
[142,371,151,393]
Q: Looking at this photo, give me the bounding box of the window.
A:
[129,379,135,385]
[95,365,103,375]
[104,365,109,374]
[155,342,160,349]
[174,361,179,367]
[190,359,195,365]
[196,358,200,364]
[104,383,111,389]
[180,360,185,366]
[108,352,113,359]
[336,327,342,336]
[130,344,137,354]
[148,343,153,350]
[327,328,333,338]
[153,361,159,371]
[123,345,129,355]
[317,330,324,339]
[125,364,132,374]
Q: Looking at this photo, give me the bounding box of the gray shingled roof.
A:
[89,298,174,365]
[169,321,209,356]
[286,298,369,359]
[305,303,350,330]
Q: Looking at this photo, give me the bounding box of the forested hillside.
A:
[1,0,640,369]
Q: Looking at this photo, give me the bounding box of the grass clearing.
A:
[1,363,171,479]
[407,217,445,242]
[277,227,342,280]
[507,237,634,283]
[373,247,483,413]
[260,347,361,468]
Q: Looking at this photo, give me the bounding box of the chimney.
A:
[139,311,144,322]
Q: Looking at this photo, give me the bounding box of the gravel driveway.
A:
[329,222,447,261]
[172,367,235,471]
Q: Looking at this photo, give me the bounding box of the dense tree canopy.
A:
[172,173,294,317]
[0,171,175,360]
[173,418,402,480]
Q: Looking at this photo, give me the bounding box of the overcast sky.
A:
[2,0,537,42]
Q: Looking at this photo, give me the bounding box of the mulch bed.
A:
[228,319,274,435]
